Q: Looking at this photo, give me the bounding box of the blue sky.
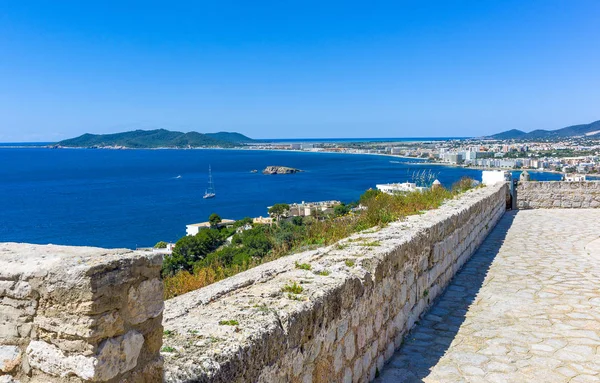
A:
[1,1,599,141]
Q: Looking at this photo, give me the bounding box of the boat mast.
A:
[208,165,215,193]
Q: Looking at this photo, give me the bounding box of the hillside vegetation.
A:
[162,177,478,299]
[489,119,600,140]
[57,129,253,148]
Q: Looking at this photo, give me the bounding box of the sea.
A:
[0,147,562,249]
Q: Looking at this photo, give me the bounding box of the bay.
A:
[0,148,560,248]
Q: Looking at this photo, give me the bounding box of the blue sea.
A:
[0,148,561,249]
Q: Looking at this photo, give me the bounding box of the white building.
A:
[186,219,236,236]
[376,182,427,194]
[482,170,511,185]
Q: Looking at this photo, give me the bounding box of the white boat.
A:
[203,165,216,199]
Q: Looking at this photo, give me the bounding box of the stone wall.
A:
[0,244,164,382]
[517,181,600,209]
[162,183,508,383]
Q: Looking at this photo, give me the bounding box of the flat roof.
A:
[187,219,236,227]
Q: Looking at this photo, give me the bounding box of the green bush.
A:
[162,229,223,276]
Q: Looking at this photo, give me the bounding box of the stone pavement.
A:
[376,209,600,383]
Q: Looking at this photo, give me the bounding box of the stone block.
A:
[125,278,164,325]
[26,330,144,381]
[0,345,21,373]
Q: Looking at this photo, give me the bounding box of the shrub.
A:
[162,228,223,276]
[451,177,476,193]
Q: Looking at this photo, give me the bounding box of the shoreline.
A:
[3,144,569,175]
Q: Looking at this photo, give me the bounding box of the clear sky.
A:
[1,1,599,141]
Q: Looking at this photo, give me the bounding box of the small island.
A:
[262,166,303,175]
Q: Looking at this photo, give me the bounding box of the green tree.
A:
[268,203,290,221]
[154,241,168,249]
[162,229,223,276]
[209,213,222,228]
[240,227,273,258]
[333,203,350,217]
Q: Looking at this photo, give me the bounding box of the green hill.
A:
[489,120,600,140]
[57,129,254,148]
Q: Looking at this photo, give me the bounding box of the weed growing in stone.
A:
[282,281,304,294]
[254,304,270,313]
[287,293,304,301]
[345,260,355,267]
[358,240,381,247]
[161,346,176,353]
[295,262,312,270]
[163,329,176,336]
[219,319,239,326]
[317,270,331,276]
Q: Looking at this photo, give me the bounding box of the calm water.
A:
[0,148,560,248]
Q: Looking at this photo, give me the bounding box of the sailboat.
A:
[203,165,216,199]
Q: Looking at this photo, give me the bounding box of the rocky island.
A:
[262,166,303,175]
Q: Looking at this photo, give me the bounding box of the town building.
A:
[252,216,274,225]
[185,219,236,236]
[376,182,427,194]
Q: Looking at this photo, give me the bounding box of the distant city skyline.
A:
[1,1,599,142]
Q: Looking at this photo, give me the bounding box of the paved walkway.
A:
[377,209,600,383]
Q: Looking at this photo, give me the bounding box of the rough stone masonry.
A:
[0,244,164,382]
[161,183,508,382]
[517,181,600,209]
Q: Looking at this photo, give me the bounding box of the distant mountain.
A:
[488,120,600,140]
[57,129,254,148]
[488,129,527,140]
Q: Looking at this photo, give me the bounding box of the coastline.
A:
[2,144,568,175]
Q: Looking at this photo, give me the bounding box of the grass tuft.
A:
[295,262,312,270]
[218,319,239,326]
[281,281,304,294]
[358,240,381,247]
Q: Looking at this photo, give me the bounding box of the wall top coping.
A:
[0,242,162,282]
